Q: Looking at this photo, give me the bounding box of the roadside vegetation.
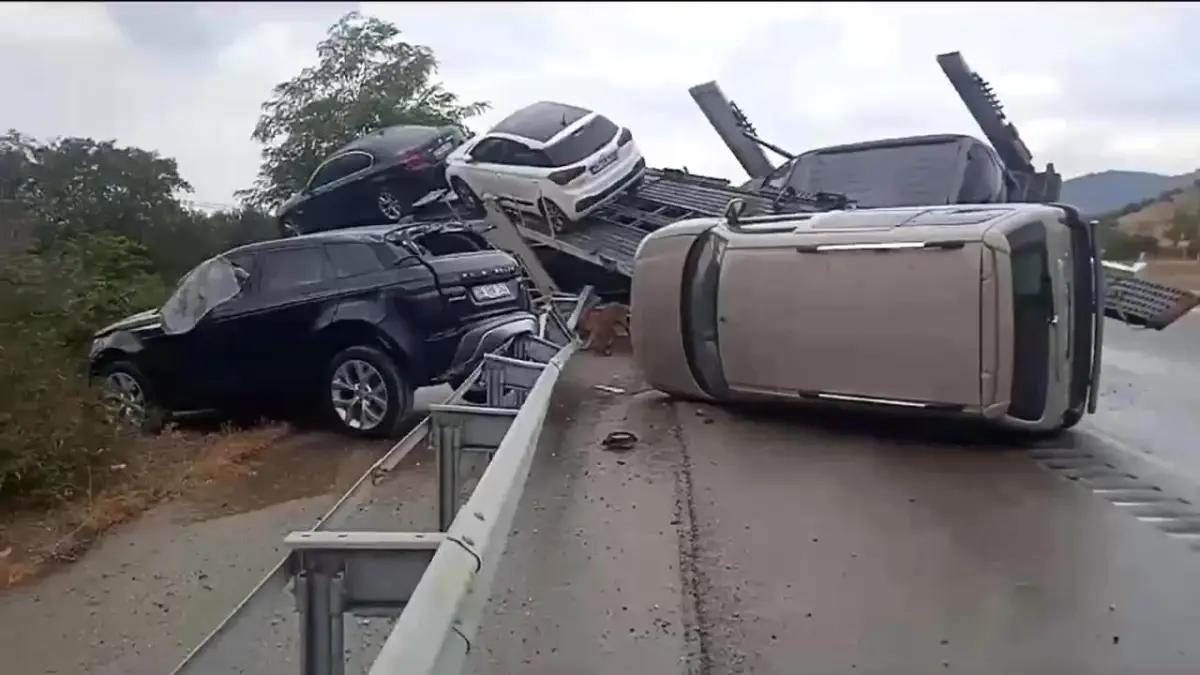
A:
[0,11,486,580]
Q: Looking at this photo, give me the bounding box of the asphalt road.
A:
[471,344,1200,675]
[1085,312,1200,495]
[3,316,1198,674]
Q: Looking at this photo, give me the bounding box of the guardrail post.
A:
[482,353,547,409]
[434,417,464,532]
[512,333,563,364]
[431,403,522,531]
[294,553,346,675]
[286,532,444,675]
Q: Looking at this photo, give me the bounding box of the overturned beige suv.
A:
[631,202,1107,434]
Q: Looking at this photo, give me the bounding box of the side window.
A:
[957,145,1006,204]
[1011,246,1047,297]
[507,143,550,168]
[308,152,373,190]
[325,242,385,278]
[259,247,330,294]
[469,139,501,163]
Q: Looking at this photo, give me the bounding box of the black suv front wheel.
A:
[324,345,413,438]
[96,360,167,434]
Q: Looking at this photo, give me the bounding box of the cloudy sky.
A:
[2,1,1197,207]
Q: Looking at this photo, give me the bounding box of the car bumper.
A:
[444,311,539,381]
[573,157,647,216]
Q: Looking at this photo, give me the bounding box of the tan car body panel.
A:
[630,203,1079,431]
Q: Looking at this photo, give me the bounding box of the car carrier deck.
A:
[409,166,1199,331]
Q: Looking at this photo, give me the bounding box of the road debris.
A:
[600,430,639,452]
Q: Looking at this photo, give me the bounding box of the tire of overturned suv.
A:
[323,345,413,438]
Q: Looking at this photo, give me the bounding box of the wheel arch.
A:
[313,318,417,384]
[90,347,136,378]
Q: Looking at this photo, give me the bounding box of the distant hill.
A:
[1061,170,1200,216]
[1096,171,1200,264]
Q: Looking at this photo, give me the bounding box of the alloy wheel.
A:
[542,200,569,234]
[330,358,389,432]
[378,189,405,221]
[103,371,147,427]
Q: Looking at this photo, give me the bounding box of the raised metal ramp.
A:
[1105,274,1199,329]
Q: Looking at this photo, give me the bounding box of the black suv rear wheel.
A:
[324,345,413,438]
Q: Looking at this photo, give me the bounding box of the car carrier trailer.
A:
[405,51,1197,331]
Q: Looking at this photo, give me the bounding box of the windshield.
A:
[768,137,972,208]
[161,256,244,335]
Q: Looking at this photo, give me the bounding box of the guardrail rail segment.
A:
[171,288,596,675]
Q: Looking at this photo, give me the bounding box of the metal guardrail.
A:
[170,287,594,675]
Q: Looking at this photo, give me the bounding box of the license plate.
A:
[433,141,454,158]
[471,282,512,301]
[590,150,618,174]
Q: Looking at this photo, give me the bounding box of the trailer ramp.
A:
[1105,275,1199,330]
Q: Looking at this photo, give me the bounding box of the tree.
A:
[1165,209,1200,253]
[236,11,490,211]
[1,130,194,248]
[0,130,276,503]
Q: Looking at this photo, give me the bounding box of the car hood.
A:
[94,308,163,338]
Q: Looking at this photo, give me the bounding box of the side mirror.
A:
[461,156,475,165]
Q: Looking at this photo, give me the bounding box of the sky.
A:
[2,1,1198,208]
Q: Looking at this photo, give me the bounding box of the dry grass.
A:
[1145,260,1200,291]
[0,423,290,589]
[1117,185,1200,239]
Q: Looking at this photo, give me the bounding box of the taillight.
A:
[400,150,429,170]
[548,166,586,186]
[617,128,633,146]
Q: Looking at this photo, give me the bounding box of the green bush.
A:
[0,234,168,504]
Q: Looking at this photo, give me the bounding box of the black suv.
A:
[277,124,467,238]
[89,222,533,437]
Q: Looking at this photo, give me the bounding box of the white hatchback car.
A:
[444,101,647,232]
